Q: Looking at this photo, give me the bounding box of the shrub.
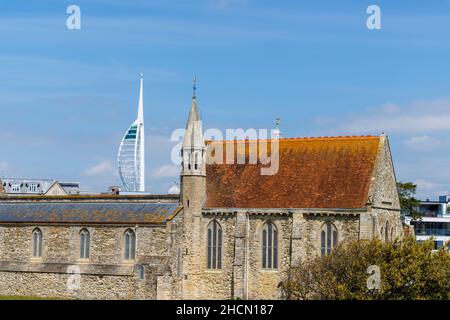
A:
[281,237,450,300]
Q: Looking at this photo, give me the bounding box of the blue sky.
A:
[1,0,450,198]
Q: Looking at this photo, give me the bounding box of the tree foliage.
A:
[281,237,450,300]
[397,181,421,220]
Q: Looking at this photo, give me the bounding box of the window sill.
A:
[204,269,223,273]
[30,258,43,263]
[77,258,90,264]
[259,269,279,273]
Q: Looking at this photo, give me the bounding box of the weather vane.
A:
[193,76,197,98]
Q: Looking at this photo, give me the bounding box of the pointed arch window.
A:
[385,221,390,242]
[320,222,338,256]
[262,222,278,269]
[137,265,145,281]
[80,229,90,259]
[124,229,136,260]
[194,152,199,170]
[188,152,192,170]
[207,220,222,269]
[32,228,43,258]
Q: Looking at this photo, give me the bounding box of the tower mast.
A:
[137,73,145,192]
[117,73,146,192]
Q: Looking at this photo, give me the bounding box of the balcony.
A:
[412,221,450,236]
[414,228,450,236]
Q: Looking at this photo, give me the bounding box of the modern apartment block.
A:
[405,195,450,249]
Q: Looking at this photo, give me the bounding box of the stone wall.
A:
[0,271,156,300]
[302,213,360,258]
[167,213,184,300]
[197,214,236,299]
[190,211,291,300]
[0,207,398,300]
[246,213,292,300]
[179,174,206,299]
[371,208,403,241]
[0,224,170,299]
[195,210,363,300]
[368,134,403,240]
[370,135,401,210]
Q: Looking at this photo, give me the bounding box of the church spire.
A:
[183,78,202,149]
[186,77,200,127]
[181,78,205,176]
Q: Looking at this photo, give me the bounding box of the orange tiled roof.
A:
[205,136,380,209]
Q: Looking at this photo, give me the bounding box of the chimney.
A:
[108,186,120,195]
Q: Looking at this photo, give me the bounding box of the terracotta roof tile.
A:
[205,136,380,209]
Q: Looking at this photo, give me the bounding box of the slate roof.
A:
[205,136,381,209]
[0,202,181,224]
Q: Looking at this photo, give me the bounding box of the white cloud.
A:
[168,185,180,194]
[415,179,448,200]
[341,99,450,134]
[403,135,449,151]
[0,161,8,171]
[415,179,437,191]
[84,161,116,177]
[152,164,180,178]
[380,103,401,114]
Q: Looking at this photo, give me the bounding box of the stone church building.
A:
[0,96,402,300]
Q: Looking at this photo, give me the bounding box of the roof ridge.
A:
[207,135,380,144]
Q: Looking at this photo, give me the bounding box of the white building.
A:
[1,178,80,196]
[406,195,450,249]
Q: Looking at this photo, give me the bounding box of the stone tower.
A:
[179,89,206,299]
[0,179,4,195]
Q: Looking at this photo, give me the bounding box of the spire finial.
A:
[140,72,144,78]
[193,76,197,98]
[273,117,282,139]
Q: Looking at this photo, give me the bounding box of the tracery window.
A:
[124,229,136,260]
[207,220,222,269]
[80,229,90,259]
[320,222,338,256]
[32,228,43,258]
[262,222,278,269]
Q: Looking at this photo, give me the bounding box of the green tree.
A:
[281,237,450,300]
[397,182,421,220]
